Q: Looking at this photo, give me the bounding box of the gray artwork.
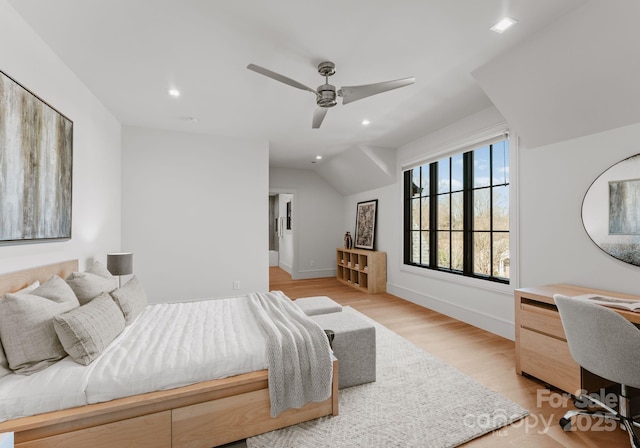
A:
[609,179,640,235]
[355,199,377,250]
[0,72,73,242]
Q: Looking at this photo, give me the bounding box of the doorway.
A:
[268,191,295,277]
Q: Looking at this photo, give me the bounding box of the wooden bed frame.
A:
[0,260,339,448]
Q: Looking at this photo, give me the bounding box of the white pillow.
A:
[0,276,80,375]
[110,275,147,325]
[54,292,125,365]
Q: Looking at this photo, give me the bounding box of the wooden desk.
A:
[515,283,640,394]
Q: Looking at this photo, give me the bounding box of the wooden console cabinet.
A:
[515,284,640,394]
[336,248,386,294]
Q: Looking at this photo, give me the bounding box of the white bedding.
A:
[0,295,268,422]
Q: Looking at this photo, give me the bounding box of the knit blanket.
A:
[248,291,333,417]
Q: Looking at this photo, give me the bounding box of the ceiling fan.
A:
[247,61,415,129]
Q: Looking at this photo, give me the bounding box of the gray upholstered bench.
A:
[311,309,376,389]
[295,296,342,316]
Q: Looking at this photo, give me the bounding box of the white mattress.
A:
[0,296,268,422]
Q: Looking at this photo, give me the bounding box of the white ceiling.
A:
[10,0,587,169]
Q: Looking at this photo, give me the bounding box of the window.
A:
[404,137,510,283]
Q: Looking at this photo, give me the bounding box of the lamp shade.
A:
[107,252,133,276]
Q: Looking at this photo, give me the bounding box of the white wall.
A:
[348,107,517,339]
[397,107,516,339]
[519,121,640,293]
[343,185,397,265]
[349,103,640,341]
[122,126,269,303]
[0,0,121,274]
[270,168,344,279]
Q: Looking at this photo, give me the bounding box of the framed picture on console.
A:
[354,199,377,250]
[0,71,73,242]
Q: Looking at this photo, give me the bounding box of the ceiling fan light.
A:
[317,84,337,107]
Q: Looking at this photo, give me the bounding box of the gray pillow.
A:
[16,280,40,294]
[0,341,10,378]
[66,272,118,305]
[110,276,147,325]
[53,292,125,365]
[0,281,41,378]
[32,275,79,304]
[0,276,80,375]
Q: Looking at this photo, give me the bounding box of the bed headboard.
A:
[0,260,78,296]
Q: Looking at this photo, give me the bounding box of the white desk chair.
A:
[554,294,640,448]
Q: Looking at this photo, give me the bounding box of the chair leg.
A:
[560,386,640,448]
[621,418,640,448]
[560,391,619,430]
[559,409,619,431]
[619,386,640,448]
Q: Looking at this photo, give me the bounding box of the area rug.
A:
[246,307,528,448]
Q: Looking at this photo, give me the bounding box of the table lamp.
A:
[107,252,133,287]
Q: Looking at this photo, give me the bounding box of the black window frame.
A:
[403,138,510,284]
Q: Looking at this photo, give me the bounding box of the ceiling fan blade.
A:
[312,108,328,129]
[247,64,317,95]
[338,77,415,105]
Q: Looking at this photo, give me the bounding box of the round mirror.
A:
[582,153,640,266]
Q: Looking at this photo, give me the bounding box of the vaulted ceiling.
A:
[10,0,589,171]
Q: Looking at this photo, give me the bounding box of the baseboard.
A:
[278,262,292,274]
[387,283,515,340]
[293,268,336,280]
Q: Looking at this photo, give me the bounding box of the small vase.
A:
[344,231,353,249]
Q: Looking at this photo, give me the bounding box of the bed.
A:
[0,260,339,448]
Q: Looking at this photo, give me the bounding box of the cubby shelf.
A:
[336,248,386,294]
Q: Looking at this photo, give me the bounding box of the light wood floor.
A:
[270,267,631,448]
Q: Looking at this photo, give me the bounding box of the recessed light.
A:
[316,155,323,160]
[361,119,370,126]
[168,88,180,97]
[490,17,518,33]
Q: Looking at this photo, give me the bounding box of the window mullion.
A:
[403,170,412,265]
[448,160,453,270]
[489,145,494,277]
[429,163,438,268]
[463,151,473,276]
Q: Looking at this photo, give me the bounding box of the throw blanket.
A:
[248,291,333,417]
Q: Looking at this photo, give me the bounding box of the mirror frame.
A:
[582,153,640,267]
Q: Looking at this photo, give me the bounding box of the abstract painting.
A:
[609,179,640,235]
[0,71,73,242]
[355,199,377,250]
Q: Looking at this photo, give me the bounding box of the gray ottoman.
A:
[311,310,376,389]
[295,296,342,316]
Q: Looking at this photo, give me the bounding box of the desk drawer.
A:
[520,327,581,394]
[519,303,566,340]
